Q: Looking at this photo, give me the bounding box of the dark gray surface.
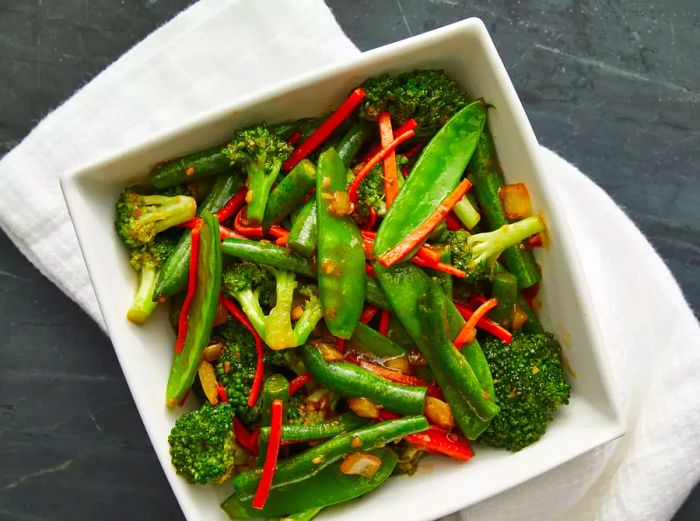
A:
[0,1,697,520]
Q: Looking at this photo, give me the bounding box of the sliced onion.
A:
[340,452,382,478]
[347,397,380,419]
[424,396,455,430]
[198,360,219,406]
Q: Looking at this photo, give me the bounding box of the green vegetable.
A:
[165,211,222,406]
[262,374,290,426]
[125,232,178,324]
[359,69,469,136]
[336,120,374,168]
[447,216,544,288]
[150,145,233,189]
[155,173,244,299]
[222,263,322,350]
[316,148,365,339]
[231,416,427,499]
[260,413,371,445]
[214,318,262,426]
[274,508,323,521]
[354,157,408,220]
[516,293,544,334]
[263,160,316,229]
[490,271,518,326]
[114,186,196,248]
[480,332,571,451]
[468,128,540,288]
[168,402,235,485]
[349,323,407,358]
[221,239,314,277]
[452,194,481,230]
[287,200,317,258]
[224,124,293,224]
[373,100,486,260]
[222,447,398,518]
[364,277,391,310]
[300,343,425,416]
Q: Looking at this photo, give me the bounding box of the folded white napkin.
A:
[0,1,697,520]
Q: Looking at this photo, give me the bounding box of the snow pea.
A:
[221,239,314,277]
[490,271,518,326]
[468,127,540,288]
[259,413,371,445]
[300,344,426,415]
[165,211,222,406]
[232,417,425,499]
[374,100,486,260]
[155,173,244,299]
[349,323,407,358]
[263,160,316,229]
[222,447,398,519]
[316,148,365,338]
[150,146,233,189]
[286,200,317,258]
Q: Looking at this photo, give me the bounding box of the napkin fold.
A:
[1,0,698,520]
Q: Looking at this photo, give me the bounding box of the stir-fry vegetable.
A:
[113,68,571,519]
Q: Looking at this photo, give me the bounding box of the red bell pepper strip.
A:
[365,263,376,277]
[252,399,284,509]
[288,373,313,395]
[378,310,391,336]
[287,131,302,146]
[217,188,249,222]
[348,128,416,205]
[454,300,512,346]
[234,208,289,240]
[175,223,201,354]
[221,296,265,406]
[365,206,377,230]
[177,219,246,240]
[414,245,442,264]
[454,298,498,348]
[360,305,379,324]
[233,418,260,456]
[410,254,466,279]
[283,88,366,172]
[378,179,472,267]
[445,212,463,231]
[217,385,229,403]
[348,355,443,400]
[378,112,399,208]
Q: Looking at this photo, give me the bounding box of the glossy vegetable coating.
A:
[263,159,316,229]
[260,413,371,444]
[316,148,365,338]
[166,211,222,406]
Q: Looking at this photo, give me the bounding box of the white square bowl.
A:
[60,18,624,521]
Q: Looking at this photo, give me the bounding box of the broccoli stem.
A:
[139,195,197,234]
[263,270,297,350]
[235,289,266,337]
[470,215,544,265]
[126,265,158,325]
[246,160,282,224]
[452,195,481,230]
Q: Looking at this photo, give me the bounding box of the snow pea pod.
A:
[287,200,317,258]
[232,417,425,499]
[300,344,425,416]
[374,100,486,259]
[221,239,314,277]
[165,211,222,406]
[468,127,540,288]
[259,413,370,445]
[155,173,244,299]
[316,148,365,338]
[263,160,316,229]
[222,447,398,519]
[349,323,407,358]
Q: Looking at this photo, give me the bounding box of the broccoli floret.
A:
[448,216,544,287]
[222,263,323,351]
[355,156,409,220]
[214,318,261,427]
[359,70,469,136]
[168,402,235,484]
[479,332,571,451]
[224,125,293,225]
[287,390,332,426]
[126,232,178,324]
[115,186,196,248]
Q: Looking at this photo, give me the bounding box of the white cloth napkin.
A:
[0,1,697,520]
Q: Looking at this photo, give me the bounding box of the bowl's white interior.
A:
[61,19,622,521]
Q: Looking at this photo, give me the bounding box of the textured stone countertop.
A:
[0,1,697,519]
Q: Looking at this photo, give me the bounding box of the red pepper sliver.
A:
[378,112,399,208]
[283,88,366,172]
[336,338,346,354]
[234,208,264,237]
[378,179,472,267]
[233,418,259,456]
[348,129,415,204]
[217,188,249,223]
[221,296,265,406]
[360,305,379,324]
[175,223,201,354]
[378,310,390,336]
[455,303,513,344]
[252,399,284,509]
[415,245,442,264]
[287,131,302,146]
[219,224,245,240]
[366,206,377,230]
[268,226,289,239]
[288,373,313,395]
[359,119,418,164]
[365,263,375,277]
[410,255,466,278]
[178,390,191,407]
[217,385,229,403]
[445,212,463,231]
[406,427,473,461]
